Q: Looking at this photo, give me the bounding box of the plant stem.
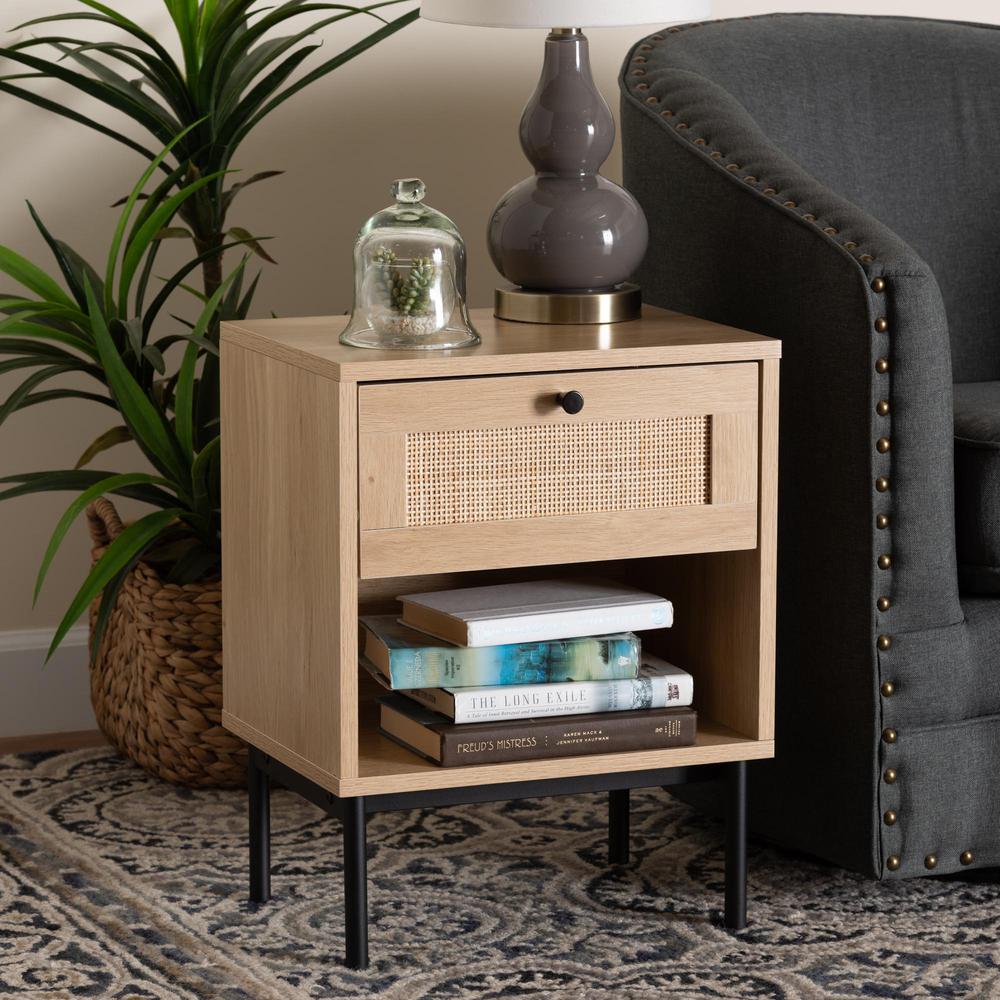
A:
[196,236,224,300]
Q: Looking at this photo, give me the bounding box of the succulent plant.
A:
[374,247,436,316]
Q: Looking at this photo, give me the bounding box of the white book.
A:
[399,578,672,647]
[401,653,692,724]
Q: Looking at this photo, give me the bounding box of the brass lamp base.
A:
[494,283,641,325]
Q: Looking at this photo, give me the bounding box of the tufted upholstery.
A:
[954,382,1000,593]
[620,13,1000,879]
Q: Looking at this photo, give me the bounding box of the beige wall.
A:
[1,0,997,632]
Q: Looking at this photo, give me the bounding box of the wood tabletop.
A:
[221,306,781,383]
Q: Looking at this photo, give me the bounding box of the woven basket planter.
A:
[86,497,245,787]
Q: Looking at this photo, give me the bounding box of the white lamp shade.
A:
[420,0,711,29]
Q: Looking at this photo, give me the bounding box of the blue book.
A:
[360,615,640,690]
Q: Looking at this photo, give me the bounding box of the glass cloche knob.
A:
[340,178,480,351]
[392,178,426,204]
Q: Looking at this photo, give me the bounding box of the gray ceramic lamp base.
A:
[495,284,642,325]
[488,29,649,326]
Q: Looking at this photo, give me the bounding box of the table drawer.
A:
[358,364,759,578]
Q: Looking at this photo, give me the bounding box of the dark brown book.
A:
[378,694,696,767]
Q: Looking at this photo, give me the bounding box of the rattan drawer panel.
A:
[358,364,758,577]
[405,416,711,527]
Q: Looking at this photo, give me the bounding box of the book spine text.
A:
[387,633,639,689]
[438,709,696,765]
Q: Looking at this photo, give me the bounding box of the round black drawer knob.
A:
[557,390,584,414]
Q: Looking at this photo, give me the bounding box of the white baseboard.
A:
[0,624,88,652]
[0,625,96,738]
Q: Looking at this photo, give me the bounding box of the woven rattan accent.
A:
[86,499,244,787]
[406,416,711,527]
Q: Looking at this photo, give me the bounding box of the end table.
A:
[220,306,779,969]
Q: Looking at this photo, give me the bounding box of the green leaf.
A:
[142,344,166,374]
[175,261,246,454]
[0,338,88,363]
[89,550,140,665]
[127,160,191,245]
[33,471,168,605]
[26,202,97,314]
[0,303,89,333]
[0,48,174,145]
[110,193,149,208]
[11,388,116,414]
[47,507,183,661]
[0,245,74,307]
[174,288,206,310]
[236,270,262,319]
[0,470,176,507]
[152,331,219,357]
[141,237,277,338]
[232,9,419,146]
[226,227,276,264]
[53,239,106,318]
[0,356,52,376]
[155,226,193,240]
[16,5,179,67]
[51,40,177,127]
[221,263,245,317]
[222,43,319,139]
[0,365,75,429]
[165,545,220,584]
[215,2,396,86]
[52,40,182,107]
[105,120,205,314]
[75,425,132,469]
[84,278,188,487]
[0,321,96,359]
[217,6,395,120]
[0,79,159,164]
[121,318,144,361]
[191,434,220,513]
[221,170,283,213]
[165,0,200,82]
[117,169,227,309]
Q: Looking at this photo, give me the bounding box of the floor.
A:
[0,747,997,999]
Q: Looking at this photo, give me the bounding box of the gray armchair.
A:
[620,13,1000,880]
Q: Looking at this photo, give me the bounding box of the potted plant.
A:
[0,0,417,785]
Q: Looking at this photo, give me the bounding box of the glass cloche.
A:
[340,179,480,350]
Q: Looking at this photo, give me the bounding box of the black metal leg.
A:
[249,749,743,967]
[342,796,369,970]
[249,751,271,904]
[608,788,630,865]
[724,760,747,930]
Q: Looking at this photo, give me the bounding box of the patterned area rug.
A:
[1,748,998,999]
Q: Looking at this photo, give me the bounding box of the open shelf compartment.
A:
[347,553,774,796]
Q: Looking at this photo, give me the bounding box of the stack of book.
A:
[362,580,697,767]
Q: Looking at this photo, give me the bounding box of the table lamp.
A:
[420,0,711,324]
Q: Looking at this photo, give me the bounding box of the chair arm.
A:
[620,62,963,652]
